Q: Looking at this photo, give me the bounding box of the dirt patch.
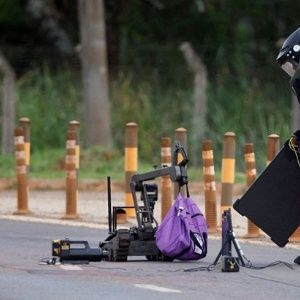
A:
[0,178,246,195]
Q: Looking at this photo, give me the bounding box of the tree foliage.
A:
[0,0,299,166]
[0,0,299,84]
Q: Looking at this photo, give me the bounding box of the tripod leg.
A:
[213,238,231,265]
[231,234,245,266]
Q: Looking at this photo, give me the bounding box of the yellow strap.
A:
[288,137,300,168]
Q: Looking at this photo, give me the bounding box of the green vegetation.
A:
[0,69,291,183]
[17,68,82,149]
[206,80,291,170]
[0,1,298,183]
[0,144,247,182]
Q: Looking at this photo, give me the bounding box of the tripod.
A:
[185,208,294,272]
[212,209,245,269]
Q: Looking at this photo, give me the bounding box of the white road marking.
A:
[59,265,83,271]
[134,284,182,293]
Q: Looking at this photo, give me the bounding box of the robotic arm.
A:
[130,142,188,190]
[130,142,189,231]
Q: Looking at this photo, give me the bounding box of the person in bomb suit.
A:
[277,27,300,264]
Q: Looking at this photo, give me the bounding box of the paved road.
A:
[0,219,300,300]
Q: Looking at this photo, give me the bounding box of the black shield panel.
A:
[233,143,300,247]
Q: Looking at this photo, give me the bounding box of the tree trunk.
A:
[180,42,207,163]
[0,50,16,154]
[78,0,112,146]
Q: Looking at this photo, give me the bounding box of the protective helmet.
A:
[277,27,300,102]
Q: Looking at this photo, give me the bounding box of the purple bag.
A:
[155,191,208,260]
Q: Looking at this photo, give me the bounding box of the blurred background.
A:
[0,0,299,180]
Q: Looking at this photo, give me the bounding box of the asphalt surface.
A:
[1,188,300,252]
[0,188,300,299]
[0,219,300,300]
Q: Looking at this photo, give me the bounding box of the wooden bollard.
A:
[19,117,31,166]
[68,120,80,170]
[202,139,217,233]
[64,129,79,219]
[220,132,236,215]
[266,134,280,166]
[174,128,187,196]
[161,137,172,220]
[125,122,138,218]
[14,127,30,215]
[244,143,260,238]
[290,227,300,243]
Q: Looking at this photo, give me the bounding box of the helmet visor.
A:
[281,60,298,77]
